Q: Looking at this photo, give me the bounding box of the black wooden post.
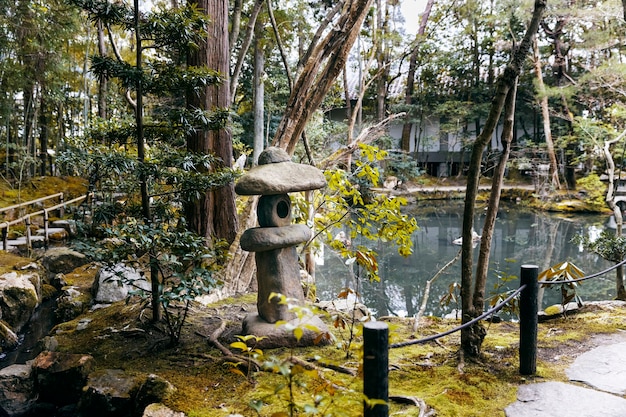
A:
[363,321,388,417]
[1,226,7,251]
[519,264,539,375]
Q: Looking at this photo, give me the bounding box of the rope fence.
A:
[363,259,625,417]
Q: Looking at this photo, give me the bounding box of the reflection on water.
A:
[315,201,615,318]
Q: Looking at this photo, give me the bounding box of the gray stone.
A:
[134,374,177,413]
[240,224,312,253]
[39,247,88,275]
[256,247,305,323]
[33,351,95,406]
[257,147,291,165]
[35,227,69,241]
[92,264,150,304]
[566,341,626,395]
[51,220,78,237]
[0,271,40,330]
[242,313,332,349]
[258,194,292,227]
[235,162,326,195]
[142,403,186,417]
[505,382,626,417]
[78,369,141,417]
[0,363,37,417]
[55,285,88,322]
[0,321,19,352]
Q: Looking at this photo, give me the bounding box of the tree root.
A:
[389,395,435,417]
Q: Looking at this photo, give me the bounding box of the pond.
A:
[315,200,616,319]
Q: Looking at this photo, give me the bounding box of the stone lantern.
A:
[235,147,329,347]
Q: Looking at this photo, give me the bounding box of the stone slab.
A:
[242,313,332,349]
[566,341,626,395]
[505,381,626,417]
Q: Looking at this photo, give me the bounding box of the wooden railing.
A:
[0,192,92,252]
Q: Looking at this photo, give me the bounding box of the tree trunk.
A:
[273,0,374,154]
[460,0,546,358]
[252,19,265,166]
[186,0,238,245]
[473,80,517,315]
[96,19,107,120]
[221,0,373,298]
[230,0,265,102]
[532,37,560,189]
[38,94,49,176]
[400,0,435,152]
[603,129,626,300]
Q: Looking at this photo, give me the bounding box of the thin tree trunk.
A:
[97,19,108,120]
[603,129,626,300]
[532,37,560,189]
[267,0,293,91]
[400,0,435,152]
[39,94,49,176]
[460,0,546,358]
[230,0,265,102]
[252,19,265,165]
[473,80,517,314]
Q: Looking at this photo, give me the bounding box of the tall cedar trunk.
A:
[252,19,265,165]
[400,0,435,152]
[186,0,238,244]
[460,0,546,358]
[532,37,560,189]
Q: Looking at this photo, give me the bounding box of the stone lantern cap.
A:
[235,147,327,196]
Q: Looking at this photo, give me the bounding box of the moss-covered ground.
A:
[44,290,626,417]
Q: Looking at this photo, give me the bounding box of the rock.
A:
[240,224,312,252]
[56,286,89,322]
[78,369,141,417]
[92,264,150,304]
[35,227,69,241]
[566,341,626,395]
[142,403,186,417]
[242,313,332,349]
[505,381,626,417]
[0,271,40,331]
[257,147,291,164]
[0,364,37,417]
[257,194,292,227]
[316,298,371,321]
[39,247,88,275]
[235,148,326,196]
[134,374,177,413]
[0,321,19,352]
[254,247,305,323]
[51,220,78,237]
[235,162,327,195]
[33,351,95,406]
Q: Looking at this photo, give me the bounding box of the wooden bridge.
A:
[0,192,92,253]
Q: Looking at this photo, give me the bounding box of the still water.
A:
[315,201,616,318]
